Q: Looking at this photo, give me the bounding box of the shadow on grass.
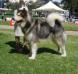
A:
[38,47,59,55]
[6,41,29,55]
[6,41,59,55]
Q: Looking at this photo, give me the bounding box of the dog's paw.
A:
[61,54,66,57]
[28,56,35,60]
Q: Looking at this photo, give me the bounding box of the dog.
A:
[14,8,67,60]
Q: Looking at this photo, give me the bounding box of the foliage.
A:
[53,1,60,7]
[61,0,78,15]
[6,2,19,10]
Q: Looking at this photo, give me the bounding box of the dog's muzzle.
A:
[14,15,23,22]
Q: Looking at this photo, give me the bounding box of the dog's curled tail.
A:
[46,13,65,27]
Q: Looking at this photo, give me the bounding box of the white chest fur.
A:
[27,33,34,42]
[21,22,26,27]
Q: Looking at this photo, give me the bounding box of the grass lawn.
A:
[0,20,10,25]
[0,30,78,74]
[63,22,78,31]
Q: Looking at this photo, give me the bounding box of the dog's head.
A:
[14,8,28,22]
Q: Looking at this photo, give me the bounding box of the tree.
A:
[53,1,60,7]
[7,3,19,10]
[61,0,78,16]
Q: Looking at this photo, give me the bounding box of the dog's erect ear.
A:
[23,8,26,11]
[21,8,27,18]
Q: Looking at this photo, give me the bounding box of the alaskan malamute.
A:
[14,8,67,60]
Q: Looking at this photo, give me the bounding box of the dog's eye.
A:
[17,13,20,16]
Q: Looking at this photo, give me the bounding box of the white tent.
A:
[0,8,12,11]
[9,0,37,3]
[33,1,65,12]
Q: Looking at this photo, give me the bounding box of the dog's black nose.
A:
[12,18,15,21]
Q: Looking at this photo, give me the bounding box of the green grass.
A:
[0,31,78,74]
[63,22,78,31]
[0,20,10,25]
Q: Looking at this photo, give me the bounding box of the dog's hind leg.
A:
[52,33,67,57]
[60,45,66,57]
[57,40,66,57]
[60,33,67,57]
[29,42,38,60]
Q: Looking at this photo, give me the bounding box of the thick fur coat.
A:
[14,8,67,60]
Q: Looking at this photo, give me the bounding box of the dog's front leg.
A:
[29,42,38,60]
[23,36,30,48]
